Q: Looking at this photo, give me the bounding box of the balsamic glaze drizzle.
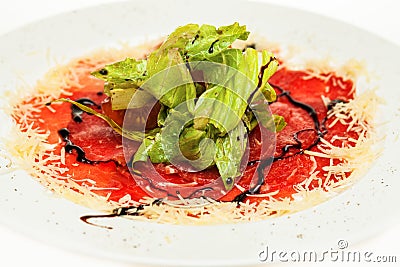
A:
[242,43,256,52]
[80,199,163,229]
[59,98,121,166]
[129,168,177,199]
[247,57,275,104]
[71,98,101,123]
[233,83,339,202]
[58,128,120,166]
[58,128,94,164]
[208,39,219,54]
[64,83,347,225]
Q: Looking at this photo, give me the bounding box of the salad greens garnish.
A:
[90,22,285,191]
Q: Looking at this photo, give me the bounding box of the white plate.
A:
[0,0,399,266]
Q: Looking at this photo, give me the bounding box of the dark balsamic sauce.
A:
[58,128,93,164]
[129,168,177,198]
[58,97,124,166]
[191,34,200,45]
[208,39,219,54]
[58,128,120,166]
[247,57,275,104]
[272,84,324,159]
[234,83,344,203]
[71,98,101,123]
[234,158,274,203]
[99,69,108,75]
[186,187,214,199]
[327,99,347,111]
[242,43,256,52]
[80,214,118,229]
[64,73,347,225]
[80,199,163,229]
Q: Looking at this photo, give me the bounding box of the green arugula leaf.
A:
[214,124,248,191]
[51,98,146,141]
[106,86,155,110]
[193,48,279,135]
[92,58,147,84]
[273,114,287,132]
[92,58,151,110]
[185,22,249,61]
[144,49,196,110]
[132,133,168,165]
[249,50,279,103]
[178,126,207,161]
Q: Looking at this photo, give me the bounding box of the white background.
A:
[0,0,399,266]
